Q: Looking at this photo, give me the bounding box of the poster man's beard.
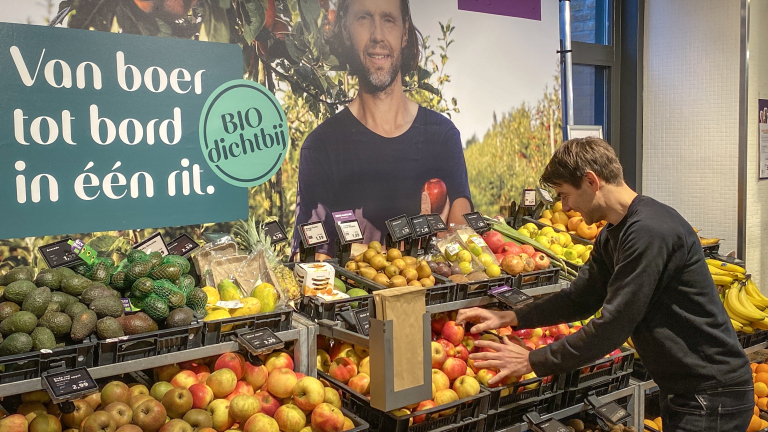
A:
[350,51,402,93]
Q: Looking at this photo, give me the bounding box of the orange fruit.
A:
[748,415,762,432]
[753,363,759,372]
[756,363,768,374]
[756,382,768,398]
[758,397,768,410]
[756,372,768,386]
[755,406,760,416]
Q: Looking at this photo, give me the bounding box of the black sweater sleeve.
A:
[523,221,674,377]
[515,242,611,328]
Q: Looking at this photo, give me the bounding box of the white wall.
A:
[643,0,741,254]
[746,0,768,288]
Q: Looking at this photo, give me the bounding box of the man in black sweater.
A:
[457,138,753,432]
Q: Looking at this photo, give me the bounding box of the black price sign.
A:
[263,221,289,246]
[537,186,554,204]
[134,232,169,256]
[39,238,84,269]
[336,219,364,244]
[42,367,98,402]
[523,189,537,207]
[167,234,200,257]
[409,215,433,238]
[425,214,448,232]
[354,308,370,336]
[386,215,412,241]
[533,420,570,432]
[463,212,489,231]
[300,222,329,247]
[236,328,284,356]
[489,285,534,308]
[595,402,631,426]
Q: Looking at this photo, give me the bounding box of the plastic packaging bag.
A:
[235,251,286,313]
[193,236,238,287]
[456,227,500,267]
[437,232,486,275]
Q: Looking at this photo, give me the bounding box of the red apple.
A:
[523,340,536,350]
[431,332,439,341]
[317,335,331,352]
[467,358,481,374]
[453,375,480,399]
[229,394,262,423]
[422,178,447,212]
[186,363,211,375]
[412,400,437,424]
[431,341,447,369]
[454,343,469,362]
[214,353,247,381]
[171,370,199,389]
[436,339,455,357]
[431,314,449,334]
[255,391,281,417]
[293,377,326,411]
[441,321,465,347]
[225,381,255,401]
[514,329,532,339]
[244,363,269,390]
[520,245,535,256]
[476,369,499,388]
[348,373,371,396]
[328,358,357,384]
[206,368,238,399]
[329,343,353,362]
[441,358,467,382]
[266,368,298,399]
[310,403,345,432]
[133,399,167,432]
[461,334,479,353]
[264,352,294,373]
[274,404,306,432]
[197,372,211,383]
[497,242,522,256]
[189,383,214,410]
[482,231,505,256]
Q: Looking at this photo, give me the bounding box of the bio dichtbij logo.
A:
[200,80,289,187]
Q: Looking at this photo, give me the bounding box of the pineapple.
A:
[231,217,300,301]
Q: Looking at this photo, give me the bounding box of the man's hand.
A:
[421,191,450,223]
[456,308,517,334]
[470,337,533,385]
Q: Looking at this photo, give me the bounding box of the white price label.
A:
[445,243,460,256]
[216,300,243,309]
[302,222,328,246]
[471,237,487,247]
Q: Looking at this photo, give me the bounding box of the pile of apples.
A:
[2,351,355,432]
[480,231,551,277]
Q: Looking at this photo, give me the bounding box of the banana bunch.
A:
[723,279,768,333]
[707,259,746,286]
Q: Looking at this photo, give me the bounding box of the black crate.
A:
[564,346,635,390]
[754,330,768,346]
[319,370,489,432]
[483,373,565,412]
[738,331,756,349]
[342,407,371,432]
[333,264,458,306]
[702,243,721,257]
[202,307,293,345]
[455,275,511,300]
[513,267,561,291]
[0,337,96,384]
[631,359,653,383]
[96,322,204,366]
[484,392,561,432]
[560,371,632,409]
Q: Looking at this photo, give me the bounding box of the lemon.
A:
[485,264,501,278]
[458,262,472,275]
[468,244,483,257]
[549,244,564,256]
[558,232,572,247]
[202,286,220,305]
[571,244,586,256]
[519,228,531,238]
[457,250,472,263]
[540,226,555,237]
[204,309,233,331]
[478,253,493,267]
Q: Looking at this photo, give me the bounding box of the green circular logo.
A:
[199,80,289,187]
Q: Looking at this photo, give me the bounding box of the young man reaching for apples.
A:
[457,138,752,432]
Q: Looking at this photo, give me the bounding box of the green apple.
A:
[468,244,483,257]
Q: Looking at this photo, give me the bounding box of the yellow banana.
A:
[709,266,746,280]
[752,319,768,330]
[742,325,755,334]
[736,286,766,321]
[731,319,744,331]
[712,275,734,286]
[744,280,768,309]
[724,290,752,324]
[706,259,746,274]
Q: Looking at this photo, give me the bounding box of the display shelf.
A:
[0,327,303,398]
[425,281,570,314]
[495,385,639,432]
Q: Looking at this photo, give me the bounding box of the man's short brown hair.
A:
[327,0,423,76]
[540,137,624,188]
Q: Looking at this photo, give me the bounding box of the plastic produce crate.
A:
[513,267,561,291]
[96,321,204,366]
[342,407,371,432]
[333,264,458,306]
[482,373,565,412]
[559,346,635,409]
[630,359,653,383]
[560,371,632,409]
[319,370,489,432]
[455,275,510,300]
[0,337,96,384]
[483,391,561,432]
[202,307,293,345]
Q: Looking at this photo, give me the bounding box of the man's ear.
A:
[584,171,600,191]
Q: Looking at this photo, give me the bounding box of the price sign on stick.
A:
[42,367,98,403]
[409,215,433,238]
[167,234,199,257]
[336,219,364,244]
[134,232,169,256]
[39,238,84,268]
[463,212,488,231]
[236,328,284,356]
[300,222,329,247]
[263,221,289,246]
[386,215,413,241]
[425,214,448,232]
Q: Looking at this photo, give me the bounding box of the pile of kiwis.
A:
[344,241,437,289]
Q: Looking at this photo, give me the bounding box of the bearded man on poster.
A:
[291,0,472,259]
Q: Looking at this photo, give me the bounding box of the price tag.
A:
[38,238,85,269]
[537,186,554,204]
[425,214,448,232]
[386,215,412,241]
[523,189,537,207]
[236,328,284,356]
[42,367,98,403]
[263,221,289,246]
[300,222,329,247]
[216,300,244,309]
[445,242,461,257]
[336,219,364,244]
[332,210,356,223]
[463,212,489,231]
[354,308,370,336]
[121,298,142,313]
[409,215,433,238]
[533,419,570,432]
[595,402,631,426]
[489,285,534,308]
[167,234,200,257]
[134,232,169,256]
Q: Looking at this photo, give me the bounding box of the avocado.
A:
[0,332,33,355]
[51,292,78,310]
[4,280,38,305]
[53,267,75,278]
[64,302,88,320]
[38,312,73,338]
[22,287,52,318]
[34,270,62,290]
[0,266,35,286]
[45,303,60,314]
[0,311,38,336]
[96,317,125,339]
[61,275,92,296]
[0,301,20,321]
[30,327,56,350]
[70,310,97,341]
[89,296,125,319]
[116,312,159,335]
[165,308,194,328]
[80,283,114,305]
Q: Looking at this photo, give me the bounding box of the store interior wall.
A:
[746,0,768,288]
[642,0,741,258]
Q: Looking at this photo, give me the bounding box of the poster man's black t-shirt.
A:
[291,106,472,256]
